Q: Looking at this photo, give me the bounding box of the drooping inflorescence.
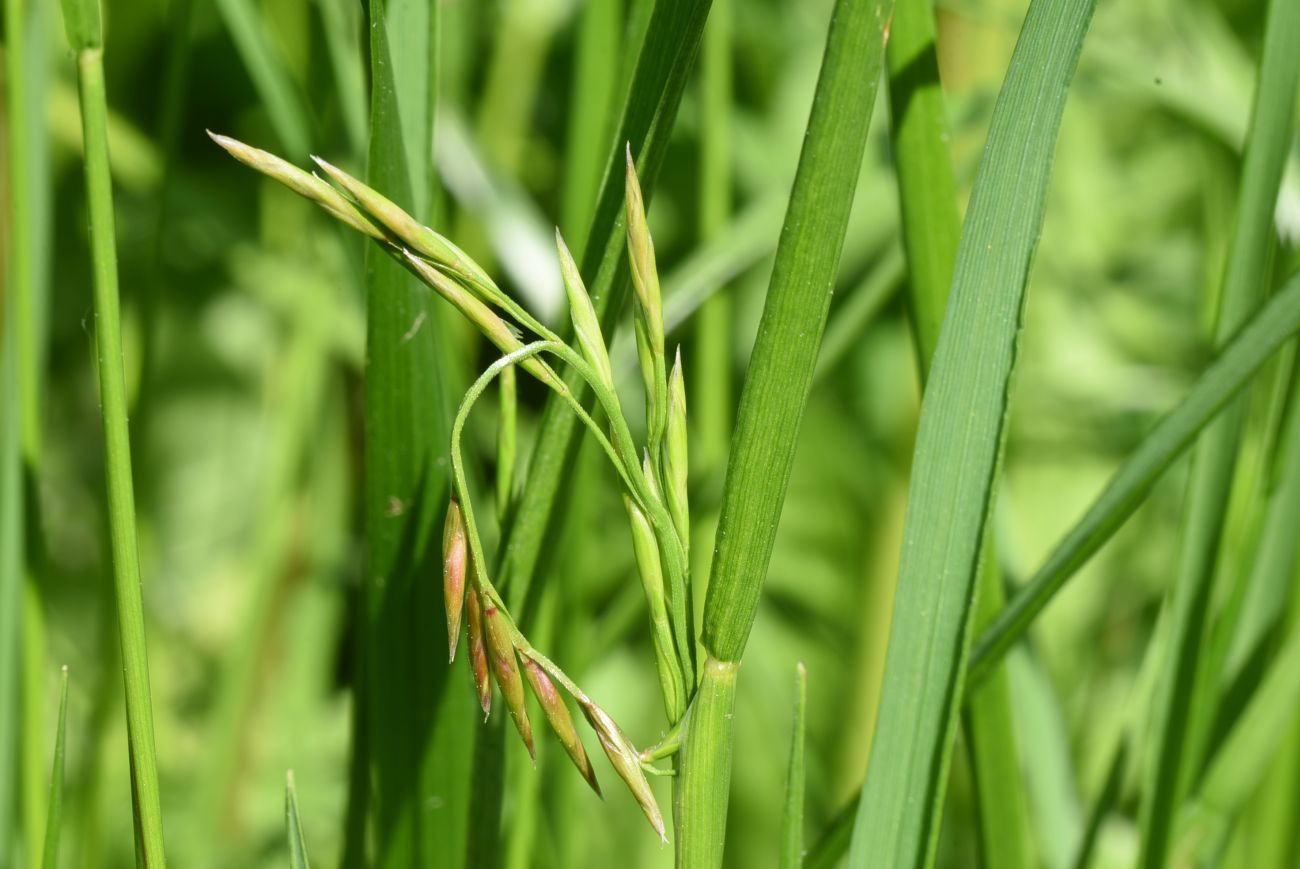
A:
[212,132,695,841]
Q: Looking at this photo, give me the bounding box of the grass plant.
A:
[10,0,1300,866]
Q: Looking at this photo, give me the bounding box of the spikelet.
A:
[664,348,689,547]
[580,699,666,842]
[556,229,616,394]
[310,156,498,300]
[484,602,535,760]
[522,658,600,796]
[399,251,564,392]
[467,590,491,719]
[624,490,683,723]
[443,499,468,661]
[624,147,667,446]
[207,133,383,241]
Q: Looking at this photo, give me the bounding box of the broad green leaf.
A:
[344,3,474,867]
[887,0,1031,861]
[682,0,894,863]
[850,0,1095,865]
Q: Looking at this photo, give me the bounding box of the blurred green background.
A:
[4,0,1299,866]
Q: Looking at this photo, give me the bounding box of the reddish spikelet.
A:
[443,500,468,661]
[484,604,535,760]
[467,590,491,719]
[523,659,601,796]
[580,700,666,842]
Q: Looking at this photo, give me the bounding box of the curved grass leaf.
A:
[968,271,1300,683]
[849,0,1095,864]
[681,0,895,863]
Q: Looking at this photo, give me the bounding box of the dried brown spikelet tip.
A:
[443,499,468,661]
[580,700,666,842]
[522,658,601,796]
[467,590,491,719]
[483,604,535,761]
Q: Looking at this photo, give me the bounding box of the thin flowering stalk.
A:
[447,342,694,700]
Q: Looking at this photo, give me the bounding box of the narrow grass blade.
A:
[886,0,959,371]
[887,0,1032,861]
[61,0,168,862]
[969,276,1300,683]
[1221,363,1300,690]
[850,0,1095,864]
[285,771,311,869]
[963,560,1033,869]
[313,0,367,154]
[560,0,621,256]
[211,0,312,156]
[1138,2,1300,858]
[40,667,68,869]
[1070,737,1128,869]
[1182,622,1300,857]
[779,663,808,869]
[682,0,894,863]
